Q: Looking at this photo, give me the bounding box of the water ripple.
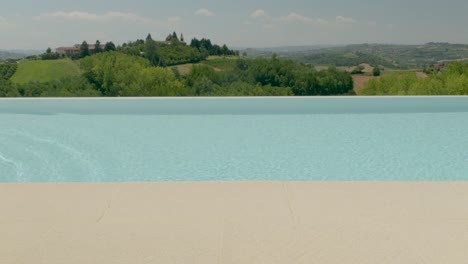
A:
[0,129,101,181]
[0,150,23,179]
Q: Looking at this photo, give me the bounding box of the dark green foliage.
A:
[1,76,99,97]
[158,44,205,66]
[184,65,292,96]
[190,38,237,56]
[2,41,354,97]
[80,51,190,96]
[315,66,354,95]
[184,57,353,96]
[0,80,19,97]
[145,38,160,66]
[104,42,116,52]
[146,34,153,41]
[373,66,381,76]
[119,34,208,66]
[42,76,100,97]
[0,64,18,80]
[80,41,90,58]
[17,82,44,97]
[94,40,103,53]
[165,32,182,44]
[80,51,149,95]
[118,34,236,66]
[234,57,353,95]
[41,47,61,60]
[117,40,144,56]
[25,55,39,60]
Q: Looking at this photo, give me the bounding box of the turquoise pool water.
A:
[1,97,468,182]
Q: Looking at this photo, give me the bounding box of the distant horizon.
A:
[1,0,468,50]
[3,41,468,54]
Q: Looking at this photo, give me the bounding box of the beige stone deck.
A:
[1,182,468,263]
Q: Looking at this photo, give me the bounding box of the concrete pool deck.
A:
[1,182,468,263]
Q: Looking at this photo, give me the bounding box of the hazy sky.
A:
[1,0,468,50]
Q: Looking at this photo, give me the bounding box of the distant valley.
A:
[244,43,468,69]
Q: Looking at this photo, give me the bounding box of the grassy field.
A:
[172,56,240,75]
[352,70,428,93]
[202,57,238,71]
[10,59,81,84]
[352,75,377,93]
[171,63,197,75]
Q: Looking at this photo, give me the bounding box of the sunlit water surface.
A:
[1,97,468,182]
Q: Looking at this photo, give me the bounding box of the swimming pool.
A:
[1,97,467,182]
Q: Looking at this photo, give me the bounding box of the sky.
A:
[1,0,468,50]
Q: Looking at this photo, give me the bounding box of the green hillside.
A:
[247,43,468,69]
[10,59,81,84]
[171,56,238,75]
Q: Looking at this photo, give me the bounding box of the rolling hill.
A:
[246,43,468,69]
[10,59,81,84]
[0,50,26,60]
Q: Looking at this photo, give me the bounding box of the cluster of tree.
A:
[183,65,292,96]
[158,44,205,66]
[118,33,217,66]
[183,55,354,96]
[372,67,381,76]
[165,32,185,43]
[41,48,62,60]
[0,76,99,97]
[359,61,468,95]
[142,33,206,66]
[80,51,190,96]
[0,64,17,80]
[351,65,381,76]
[72,40,116,59]
[83,33,238,66]
[117,32,234,66]
[1,49,354,97]
[190,38,238,57]
[0,64,18,97]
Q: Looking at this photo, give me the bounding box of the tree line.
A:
[358,61,468,95]
[1,50,355,97]
[190,38,238,57]
[182,55,353,96]
[34,33,239,67]
[115,32,237,66]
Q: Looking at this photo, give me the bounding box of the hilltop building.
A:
[56,44,105,57]
[56,40,184,57]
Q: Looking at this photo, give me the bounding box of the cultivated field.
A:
[172,56,239,75]
[10,59,81,84]
[353,75,377,93]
